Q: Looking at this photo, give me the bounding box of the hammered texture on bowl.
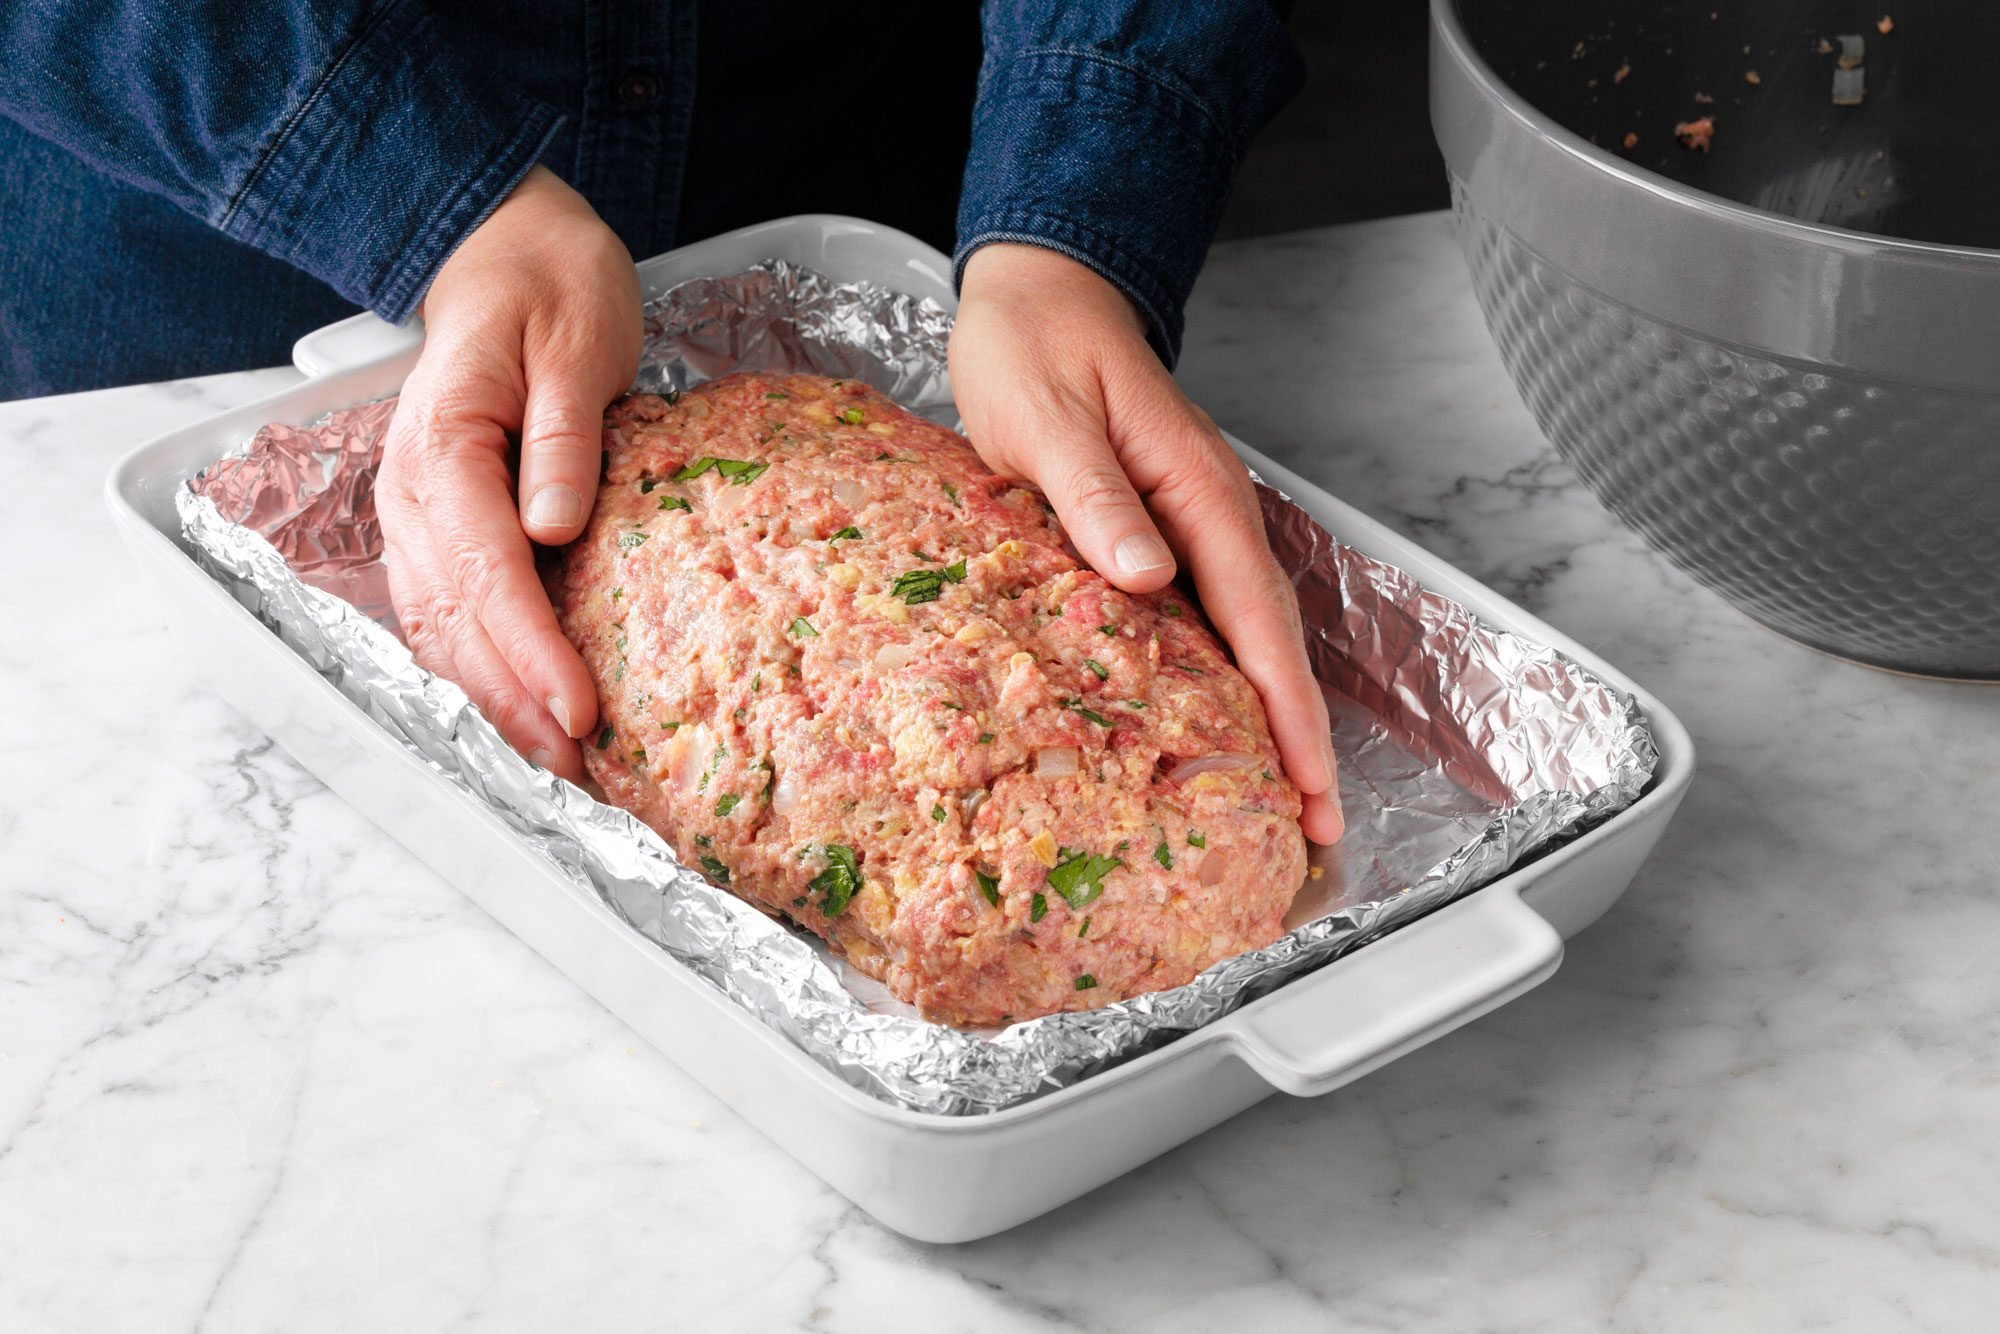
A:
[1453,180,2000,677]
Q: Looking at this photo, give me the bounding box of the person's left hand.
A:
[950,243,1344,845]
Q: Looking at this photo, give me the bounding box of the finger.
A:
[419,437,601,743]
[517,378,609,547]
[1302,785,1345,847]
[1096,363,1338,812]
[387,371,601,742]
[995,405,1178,592]
[414,589,588,785]
[384,501,589,784]
[383,515,456,680]
[1145,447,1339,810]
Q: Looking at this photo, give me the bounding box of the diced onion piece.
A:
[964,788,989,822]
[833,478,871,508]
[1034,746,1080,778]
[771,774,800,814]
[1166,753,1261,783]
[874,642,917,672]
[669,722,715,793]
[1199,850,1230,886]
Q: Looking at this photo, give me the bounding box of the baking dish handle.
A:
[1227,886,1563,1098]
[291,312,424,377]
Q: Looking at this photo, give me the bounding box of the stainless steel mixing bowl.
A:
[1433,0,2000,677]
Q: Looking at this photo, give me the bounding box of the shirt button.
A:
[617,68,659,107]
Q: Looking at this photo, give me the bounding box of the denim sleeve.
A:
[0,0,561,324]
[956,1,1304,366]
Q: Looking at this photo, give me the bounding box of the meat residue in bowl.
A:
[1675,115,1716,151]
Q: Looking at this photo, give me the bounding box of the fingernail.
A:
[526,484,583,530]
[528,746,556,770]
[1113,532,1173,577]
[547,695,573,736]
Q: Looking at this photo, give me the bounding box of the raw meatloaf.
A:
[558,372,1307,1025]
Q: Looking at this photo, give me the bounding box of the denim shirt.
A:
[0,1,1299,395]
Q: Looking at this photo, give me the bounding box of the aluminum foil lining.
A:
[179,258,1657,1116]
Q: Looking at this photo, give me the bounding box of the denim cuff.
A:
[214,0,562,325]
[954,48,1249,368]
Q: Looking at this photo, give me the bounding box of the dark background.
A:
[1220,1,1448,239]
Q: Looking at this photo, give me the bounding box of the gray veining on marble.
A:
[4,212,1999,1331]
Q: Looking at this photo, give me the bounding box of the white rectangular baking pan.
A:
[106,215,1693,1244]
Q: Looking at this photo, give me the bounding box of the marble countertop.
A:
[7,211,1999,1332]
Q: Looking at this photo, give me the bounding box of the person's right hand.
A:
[377,165,641,783]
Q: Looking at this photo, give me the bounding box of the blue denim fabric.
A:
[0,1,1297,398]
[957,2,1303,365]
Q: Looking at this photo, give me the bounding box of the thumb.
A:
[517,376,611,546]
[1010,404,1178,593]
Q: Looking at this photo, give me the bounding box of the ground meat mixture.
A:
[558,372,1307,1026]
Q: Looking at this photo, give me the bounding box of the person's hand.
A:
[377,166,640,783]
[951,244,1343,844]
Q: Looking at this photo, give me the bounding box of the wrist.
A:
[959,242,1149,343]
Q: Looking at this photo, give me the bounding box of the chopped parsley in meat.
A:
[788,616,818,637]
[890,559,967,605]
[715,793,741,817]
[1048,849,1122,909]
[675,456,770,485]
[807,844,861,916]
[1059,698,1115,728]
[975,870,1001,905]
[658,495,691,512]
[698,855,730,883]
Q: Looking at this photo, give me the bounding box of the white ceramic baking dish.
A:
[105,215,1693,1243]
